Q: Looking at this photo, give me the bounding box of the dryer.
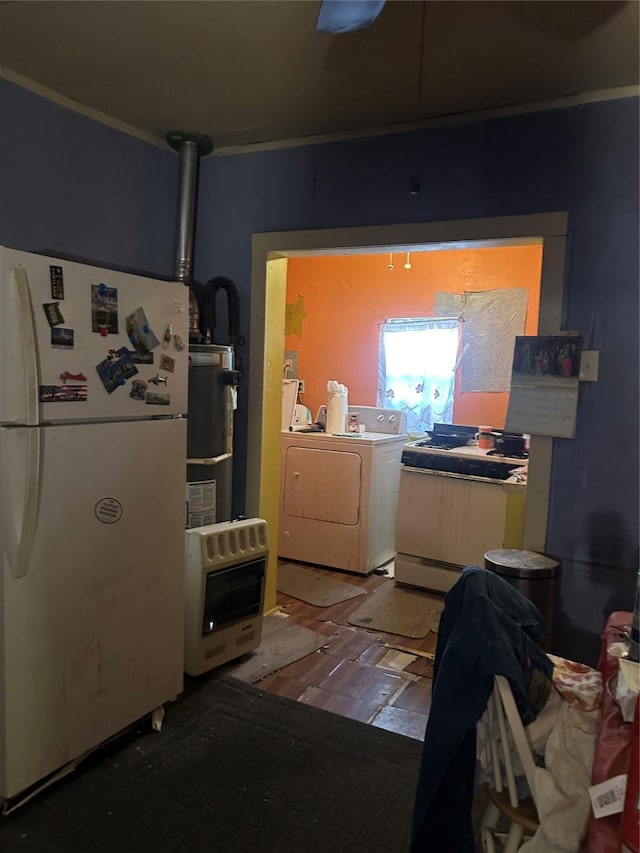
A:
[278,407,406,574]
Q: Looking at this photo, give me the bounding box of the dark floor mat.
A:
[0,675,422,853]
[348,582,444,639]
[277,562,367,607]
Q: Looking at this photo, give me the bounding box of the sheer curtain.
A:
[376,318,459,433]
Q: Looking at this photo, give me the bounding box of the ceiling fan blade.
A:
[316,0,386,33]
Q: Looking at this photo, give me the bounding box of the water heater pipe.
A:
[166,131,213,284]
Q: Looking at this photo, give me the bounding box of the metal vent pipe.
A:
[166,131,213,284]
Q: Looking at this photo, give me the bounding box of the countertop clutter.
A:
[401,440,528,489]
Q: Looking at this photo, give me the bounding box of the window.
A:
[377,317,459,433]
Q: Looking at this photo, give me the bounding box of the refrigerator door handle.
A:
[12,427,41,579]
[13,267,40,426]
[1,427,42,579]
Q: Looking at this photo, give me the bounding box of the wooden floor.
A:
[257,562,441,741]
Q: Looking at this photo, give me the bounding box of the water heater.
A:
[186,343,238,524]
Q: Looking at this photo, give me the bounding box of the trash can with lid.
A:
[484,548,561,651]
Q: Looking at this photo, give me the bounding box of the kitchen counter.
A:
[401,464,527,491]
[404,441,529,467]
[402,441,528,489]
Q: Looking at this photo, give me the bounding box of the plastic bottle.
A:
[326,381,348,433]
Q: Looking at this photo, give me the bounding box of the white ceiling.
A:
[0,0,638,152]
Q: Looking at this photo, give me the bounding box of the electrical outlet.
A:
[580,350,600,382]
[297,380,305,394]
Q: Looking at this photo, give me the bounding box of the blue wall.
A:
[1,76,638,662]
[0,79,177,277]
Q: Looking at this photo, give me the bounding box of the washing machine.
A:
[278,407,407,574]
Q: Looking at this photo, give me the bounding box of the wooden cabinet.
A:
[396,468,508,566]
[395,467,526,592]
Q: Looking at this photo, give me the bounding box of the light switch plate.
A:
[580,350,600,381]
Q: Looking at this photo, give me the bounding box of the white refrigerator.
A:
[0,246,189,803]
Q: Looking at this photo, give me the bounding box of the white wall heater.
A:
[184,518,268,676]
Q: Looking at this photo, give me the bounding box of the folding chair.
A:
[480,675,540,853]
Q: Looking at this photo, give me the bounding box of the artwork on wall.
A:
[285,295,307,337]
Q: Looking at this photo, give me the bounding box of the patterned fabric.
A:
[548,653,603,711]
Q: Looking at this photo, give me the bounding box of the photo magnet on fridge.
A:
[126,306,160,354]
[51,327,74,348]
[159,354,176,373]
[128,350,154,365]
[95,346,138,394]
[146,390,170,406]
[49,265,65,300]
[130,379,148,401]
[43,302,65,327]
[91,283,119,335]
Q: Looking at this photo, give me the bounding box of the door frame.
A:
[248,213,568,610]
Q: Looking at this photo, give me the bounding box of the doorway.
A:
[247,214,568,611]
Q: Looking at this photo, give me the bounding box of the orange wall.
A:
[284,245,542,430]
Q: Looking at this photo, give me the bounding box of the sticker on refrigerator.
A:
[95,346,138,393]
[130,379,148,401]
[43,302,65,327]
[91,283,119,336]
[126,306,159,354]
[159,354,176,373]
[51,327,74,348]
[146,390,170,406]
[174,334,185,352]
[39,384,87,402]
[95,498,123,524]
[49,265,65,300]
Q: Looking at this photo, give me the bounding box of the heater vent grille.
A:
[199,518,269,570]
[204,643,226,660]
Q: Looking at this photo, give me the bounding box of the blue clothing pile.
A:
[410,566,553,852]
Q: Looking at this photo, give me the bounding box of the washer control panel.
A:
[347,406,406,435]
